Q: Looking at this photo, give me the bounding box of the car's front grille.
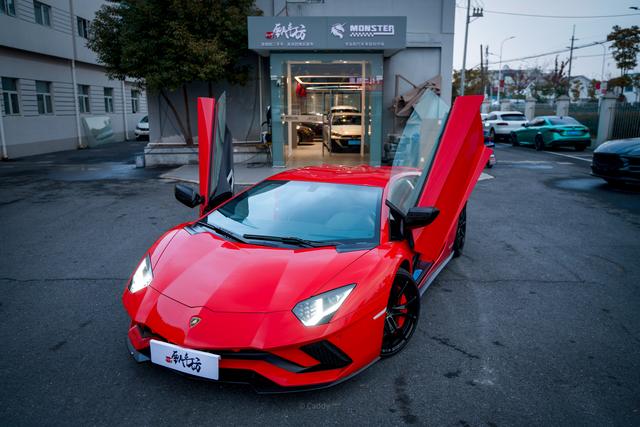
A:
[593,153,623,170]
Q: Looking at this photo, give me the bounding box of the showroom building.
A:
[0,0,148,158]
[146,0,454,168]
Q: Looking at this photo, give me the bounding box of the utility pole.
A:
[497,36,515,104]
[480,44,484,96]
[460,2,483,96]
[567,25,576,95]
[460,0,471,96]
[485,45,490,97]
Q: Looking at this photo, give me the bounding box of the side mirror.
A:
[175,184,203,208]
[404,207,440,229]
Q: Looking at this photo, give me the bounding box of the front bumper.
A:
[134,128,149,136]
[123,286,384,392]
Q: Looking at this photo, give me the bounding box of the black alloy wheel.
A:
[535,135,544,151]
[489,128,496,143]
[381,269,420,358]
[452,204,467,258]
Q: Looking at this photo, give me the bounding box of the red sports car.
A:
[123,93,490,392]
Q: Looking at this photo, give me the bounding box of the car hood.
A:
[331,125,361,136]
[137,123,149,129]
[149,228,369,313]
[595,138,640,157]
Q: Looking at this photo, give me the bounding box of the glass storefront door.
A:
[269,53,383,167]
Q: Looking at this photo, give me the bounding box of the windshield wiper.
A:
[242,234,338,248]
[196,221,247,243]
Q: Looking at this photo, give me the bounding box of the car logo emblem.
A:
[189,316,201,328]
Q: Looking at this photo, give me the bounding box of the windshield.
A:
[500,114,526,121]
[332,115,361,125]
[548,117,580,125]
[140,116,148,123]
[204,180,382,247]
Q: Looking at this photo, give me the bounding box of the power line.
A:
[479,40,609,67]
[455,6,640,19]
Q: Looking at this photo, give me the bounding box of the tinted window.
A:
[548,117,580,125]
[205,180,382,245]
[500,114,526,121]
[332,115,361,125]
[487,114,497,121]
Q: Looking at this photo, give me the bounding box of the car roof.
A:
[491,111,525,115]
[267,165,401,187]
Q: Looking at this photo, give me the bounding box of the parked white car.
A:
[483,111,527,142]
[134,116,149,140]
[328,113,362,151]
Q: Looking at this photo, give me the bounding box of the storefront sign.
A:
[248,17,406,51]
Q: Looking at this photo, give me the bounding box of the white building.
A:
[0,0,148,158]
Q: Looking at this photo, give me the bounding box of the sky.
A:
[452,0,640,80]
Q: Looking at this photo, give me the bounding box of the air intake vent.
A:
[300,340,352,371]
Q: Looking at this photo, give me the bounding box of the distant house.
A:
[569,75,593,101]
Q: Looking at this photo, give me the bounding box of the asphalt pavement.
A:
[1,141,639,426]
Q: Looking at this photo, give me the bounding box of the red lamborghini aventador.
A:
[123,92,490,392]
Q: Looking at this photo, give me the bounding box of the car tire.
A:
[381,268,420,358]
[452,204,467,258]
[535,135,544,151]
[489,128,496,143]
[511,132,519,147]
[486,161,493,169]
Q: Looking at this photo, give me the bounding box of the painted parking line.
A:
[479,172,494,181]
[543,151,592,163]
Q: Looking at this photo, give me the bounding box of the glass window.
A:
[34,1,51,26]
[35,80,53,114]
[331,114,361,125]
[131,89,139,113]
[1,0,16,16]
[499,113,526,121]
[78,84,90,113]
[103,87,114,113]
[548,116,580,125]
[204,180,382,246]
[2,77,20,115]
[77,17,89,38]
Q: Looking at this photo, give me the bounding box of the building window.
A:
[1,77,20,115]
[77,17,89,38]
[78,84,90,113]
[33,1,51,26]
[1,0,16,16]
[36,80,53,115]
[131,89,139,113]
[104,87,114,113]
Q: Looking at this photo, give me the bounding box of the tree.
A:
[570,79,583,102]
[540,56,569,98]
[452,68,484,98]
[587,79,598,102]
[88,0,261,145]
[607,25,640,77]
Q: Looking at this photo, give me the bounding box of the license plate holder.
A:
[150,339,220,380]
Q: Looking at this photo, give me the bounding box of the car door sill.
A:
[418,252,454,297]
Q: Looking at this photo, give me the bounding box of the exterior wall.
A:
[147,53,268,146]
[0,0,148,158]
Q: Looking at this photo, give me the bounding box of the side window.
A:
[487,114,496,121]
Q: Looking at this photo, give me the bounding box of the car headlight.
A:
[129,255,153,293]
[292,284,355,326]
